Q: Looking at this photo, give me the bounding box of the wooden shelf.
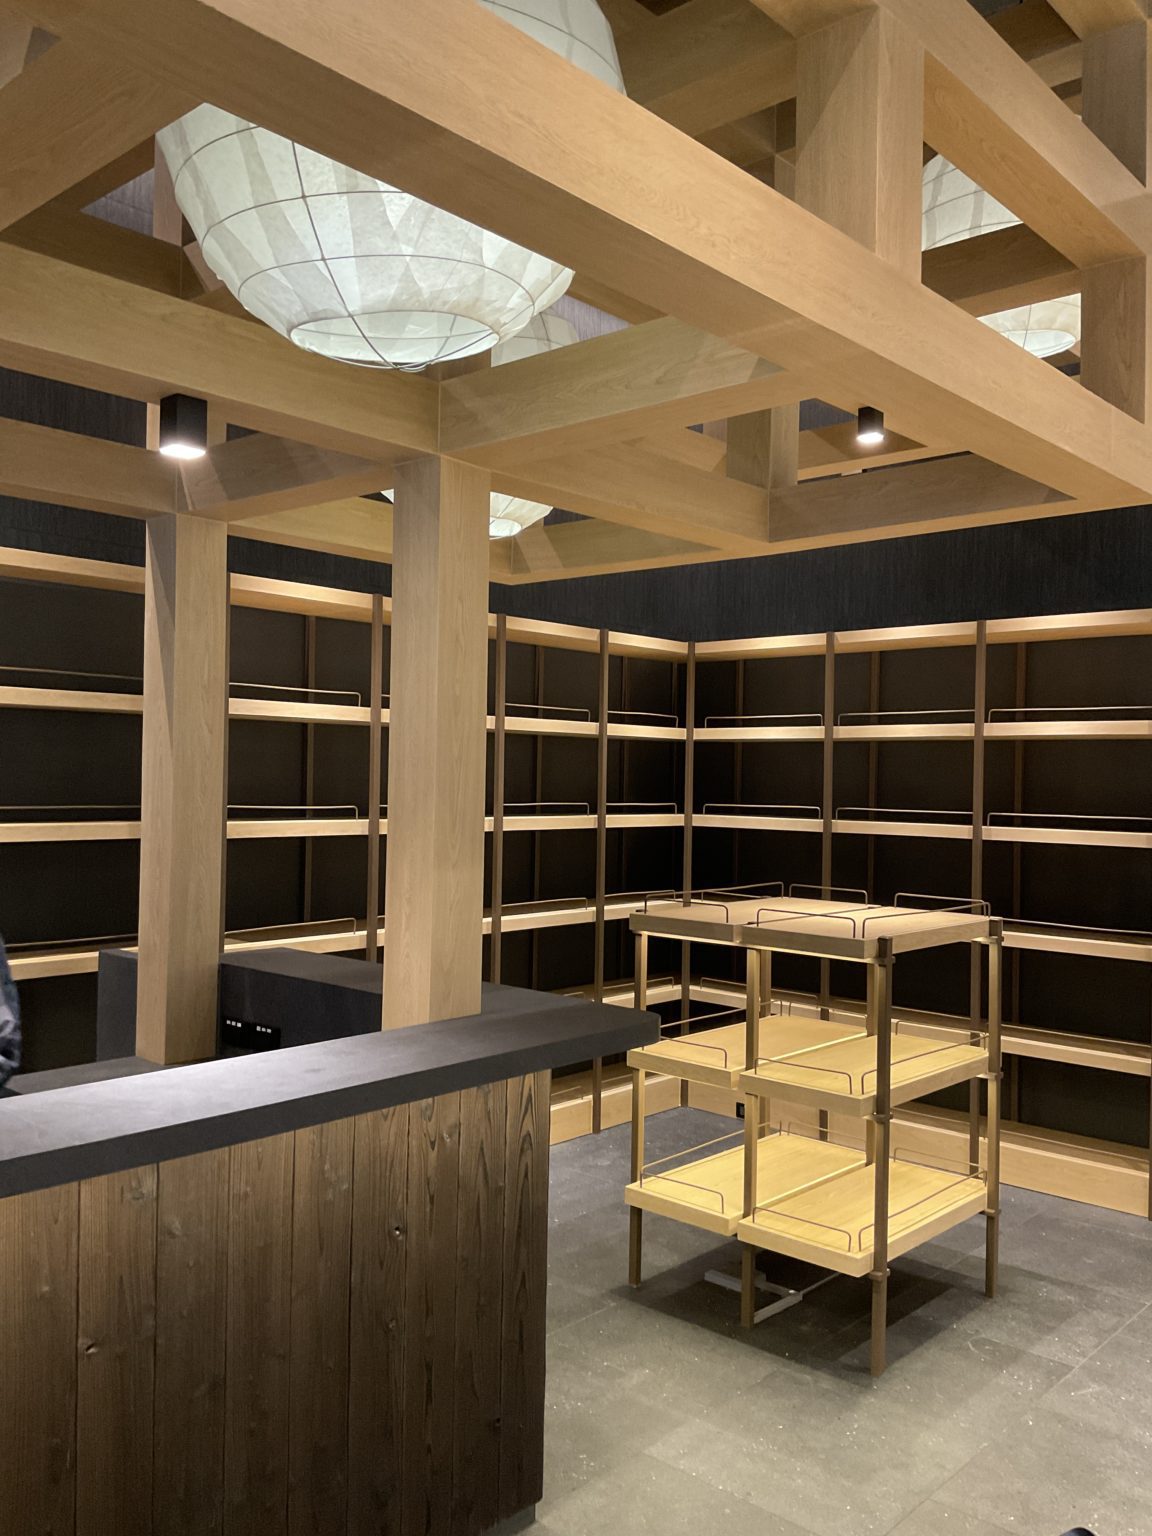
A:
[834,722,975,742]
[833,816,972,840]
[0,685,142,715]
[0,817,375,843]
[633,896,992,960]
[985,719,1152,741]
[1005,923,1152,964]
[628,1015,867,1091]
[984,823,1152,850]
[736,1157,988,1277]
[694,812,824,833]
[626,1129,864,1238]
[694,724,825,742]
[739,1032,988,1117]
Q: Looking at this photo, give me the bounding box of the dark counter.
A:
[0,985,658,1198]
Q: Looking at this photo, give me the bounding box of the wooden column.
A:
[382,456,490,1031]
[795,6,924,279]
[1081,24,1152,420]
[136,513,229,1064]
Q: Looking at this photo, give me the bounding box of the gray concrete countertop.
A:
[0,986,658,1198]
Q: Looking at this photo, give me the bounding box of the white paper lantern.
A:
[157,0,624,371]
[922,154,1080,359]
[386,311,579,538]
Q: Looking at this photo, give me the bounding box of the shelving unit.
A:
[625,892,1002,1375]
[2,549,1148,1225]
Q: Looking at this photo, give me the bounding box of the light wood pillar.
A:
[727,404,800,490]
[136,514,229,1063]
[1081,23,1152,419]
[795,7,924,279]
[382,455,490,1030]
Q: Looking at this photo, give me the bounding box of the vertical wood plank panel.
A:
[452,1081,508,1536]
[499,1071,551,1521]
[403,1092,462,1536]
[224,1134,293,1536]
[76,1167,158,1536]
[347,1105,410,1536]
[0,1185,79,1536]
[288,1119,354,1536]
[154,1148,230,1536]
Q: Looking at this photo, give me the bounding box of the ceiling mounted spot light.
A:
[856,405,886,446]
[156,2,624,372]
[157,393,208,460]
[922,154,1080,359]
[386,311,579,539]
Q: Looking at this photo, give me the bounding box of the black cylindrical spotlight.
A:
[157,393,209,460]
[856,405,886,446]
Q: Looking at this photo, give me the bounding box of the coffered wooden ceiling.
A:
[0,0,1149,583]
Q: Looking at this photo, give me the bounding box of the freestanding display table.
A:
[626,890,1003,1375]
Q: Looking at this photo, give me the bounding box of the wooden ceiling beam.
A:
[492,445,773,553]
[49,139,157,211]
[1045,0,1149,38]
[0,243,439,461]
[21,0,1147,506]
[769,453,1071,547]
[439,317,807,467]
[234,497,395,563]
[180,432,392,522]
[750,0,1146,264]
[502,518,720,584]
[0,40,192,230]
[3,205,193,295]
[618,0,796,138]
[0,413,179,516]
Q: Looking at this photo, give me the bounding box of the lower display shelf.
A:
[739,1031,989,1117]
[737,1158,988,1277]
[625,1129,864,1238]
[628,1014,867,1091]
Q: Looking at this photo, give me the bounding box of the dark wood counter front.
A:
[0,986,658,1536]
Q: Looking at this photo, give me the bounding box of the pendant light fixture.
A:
[922,155,1080,359]
[856,405,886,446]
[385,310,579,539]
[157,393,208,460]
[156,2,624,372]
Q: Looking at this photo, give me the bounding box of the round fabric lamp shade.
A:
[386,311,579,538]
[157,0,623,371]
[922,154,1080,359]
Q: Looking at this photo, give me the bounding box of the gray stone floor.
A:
[536,1108,1152,1536]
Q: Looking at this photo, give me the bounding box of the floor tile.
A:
[934,1411,1152,1536]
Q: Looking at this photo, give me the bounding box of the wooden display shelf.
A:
[0,685,377,727]
[628,1015,866,1091]
[834,722,975,742]
[984,823,1152,850]
[985,719,1152,741]
[737,1158,988,1277]
[694,812,824,833]
[626,1130,864,1238]
[1004,923,1152,964]
[0,816,375,843]
[833,816,973,840]
[739,1032,988,1117]
[694,724,825,743]
[633,895,992,962]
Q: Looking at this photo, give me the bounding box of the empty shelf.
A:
[625,1129,864,1238]
[739,1032,988,1116]
[737,1158,988,1277]
[694,724,825,743]
[628,1015,867,1090]
[834,723,975,742]
[985,719,1152,741]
